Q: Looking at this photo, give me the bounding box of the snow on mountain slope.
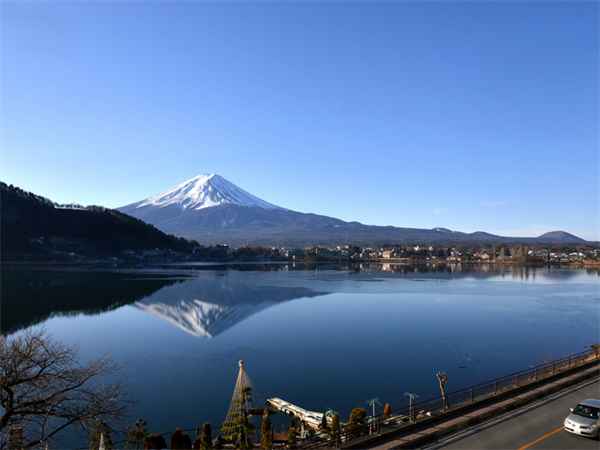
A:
[136,174,284,212]
[133,297,274,338]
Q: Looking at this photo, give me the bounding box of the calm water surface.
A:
[2,263,599,446]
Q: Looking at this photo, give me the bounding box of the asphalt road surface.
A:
[421,378,600,450]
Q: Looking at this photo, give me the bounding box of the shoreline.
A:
[1,259,599,270]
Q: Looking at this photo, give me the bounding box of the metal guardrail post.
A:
[552,361,555,375]
[470,388,473,403]
[568,356,571,368]
[535,367,538,380]
[494,380,497,394]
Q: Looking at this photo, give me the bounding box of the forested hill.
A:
[1,182,197,261]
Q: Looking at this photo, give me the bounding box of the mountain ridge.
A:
[117,174,586,246]
[0,182,196,261]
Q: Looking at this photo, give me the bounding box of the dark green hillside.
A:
[1,182,197,261]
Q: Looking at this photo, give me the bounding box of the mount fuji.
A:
[117,174,359,246]
[131,174,285,213]
[117,174,584,246]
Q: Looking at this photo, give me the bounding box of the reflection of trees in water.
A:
[3,263,590,334]
[371,262,587,282]
[586,266,600,276]
[0,270,181,334]
[163,262,591,281]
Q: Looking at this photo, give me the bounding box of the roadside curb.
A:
[342,359,599,449]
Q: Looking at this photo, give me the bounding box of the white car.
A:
[564,398,600,439]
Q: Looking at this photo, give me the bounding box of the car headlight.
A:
[590,424,597,431]
[564,419,572,426]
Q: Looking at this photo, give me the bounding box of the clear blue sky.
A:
[2,1,599,241]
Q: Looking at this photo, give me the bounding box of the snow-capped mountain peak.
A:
[136,174,284,212]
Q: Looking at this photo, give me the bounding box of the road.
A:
[421,379,599,449]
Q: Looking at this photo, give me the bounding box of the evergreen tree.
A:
[125,418,148,449]
[89,420,114,450]
[330,413,340,448]
[221,385,255,446]
[193,436,202,450]
[321,409,328,430]
[260,409,272,450]
[287,426,297,448]
[382,403,392,422]
[200,422,213,450]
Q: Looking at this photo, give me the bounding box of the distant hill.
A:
[117,174,586,247]
[1,182,196,261]
[536,231,585,243]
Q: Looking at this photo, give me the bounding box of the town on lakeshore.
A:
[105,241,600,266]
[3,181,598,267]
[2,180,599,449]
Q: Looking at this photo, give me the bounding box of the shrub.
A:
[193,436,202,450]
[349,407,366,422]
[200,423,212,449]
[383,403,392,421]
[145,434,167,449]
[182,433,193,449]
[260,409,273,449]
[287,426,297,448]
[330,413,340,448]
[169,428,191,449]
[348,407,367,440]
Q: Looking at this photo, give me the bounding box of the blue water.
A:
[3,264,599,446]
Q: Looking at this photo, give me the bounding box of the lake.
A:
[2,263,599,447]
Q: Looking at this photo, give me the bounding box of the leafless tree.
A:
[0,327,134,449]
[436,371,449,411]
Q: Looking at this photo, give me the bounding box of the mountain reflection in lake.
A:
[1,263,598,447]
[132,279,325,338]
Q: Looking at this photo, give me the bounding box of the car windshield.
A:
[573,404,600,420]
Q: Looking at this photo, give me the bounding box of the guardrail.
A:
[83,345,599,449]
[297,344,600,448]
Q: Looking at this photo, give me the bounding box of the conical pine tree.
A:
[200,422,212,449]
[221,360,267,447]
[330,413,340,448]
[287,426,297,448]
[260,409,272,450]
[382,403,391,421]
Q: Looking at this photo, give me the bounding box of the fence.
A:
[88,345,598,449]
[296,344,600,448]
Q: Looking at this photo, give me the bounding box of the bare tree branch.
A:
[0,327,135,449]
